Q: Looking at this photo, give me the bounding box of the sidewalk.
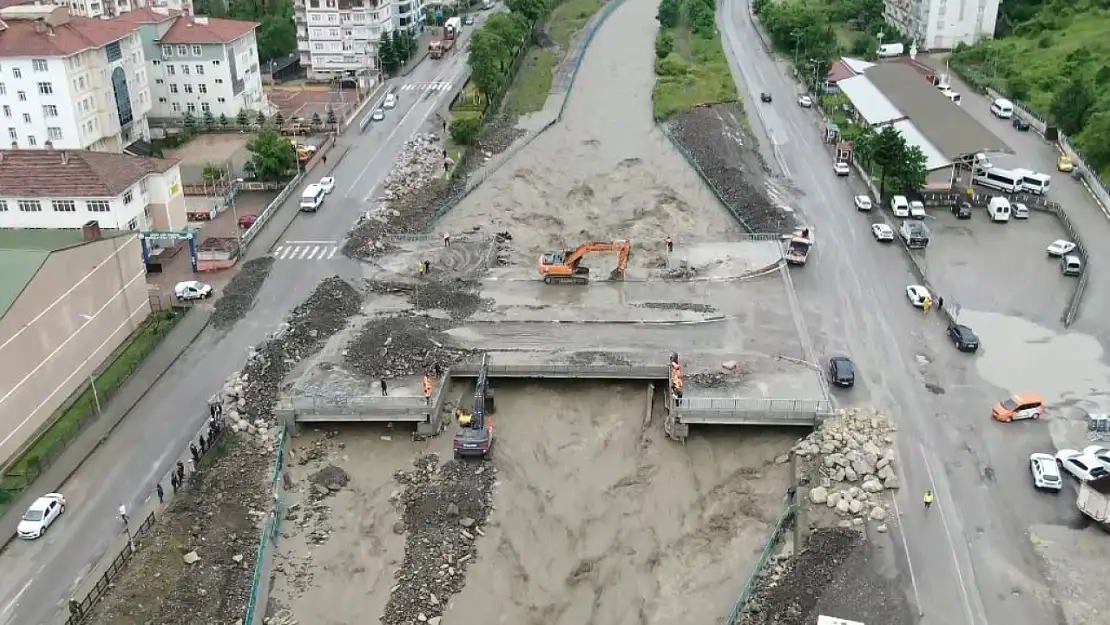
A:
[0,309,212,544]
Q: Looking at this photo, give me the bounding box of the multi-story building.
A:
[0,148,187,231]
[61,0,193,20]
[0,5,152,151]
[295,0,413,80]
[120,10,268,119]
[884,0,999,50]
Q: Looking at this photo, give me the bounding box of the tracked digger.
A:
[537,240,631,284]
[453,354,495,459]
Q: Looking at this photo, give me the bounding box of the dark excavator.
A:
[453,354,495,459]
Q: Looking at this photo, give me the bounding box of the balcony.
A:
[298,40,311,51]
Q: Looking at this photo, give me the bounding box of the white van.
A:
[890,195,910,217]
[974,166,1024,193]
[300,183,326,212]
[1014,168,1051,195]
[991,98,1014,119]
[987,196,1012,222]
[941,89,962,105]
[878,42,904,57]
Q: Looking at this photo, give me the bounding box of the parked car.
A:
[237,213,258,229]
[947,323,980,352]
[463,14,475,25]
[827,356,855,388]
[318,176,336,194]
[1046,239,1077,257]
[1029,453,1063,492]
[992,393,1045,422]
[761,92,773,103]
[833,162,850,176]
[1012,117,1030,131]
[1082,445,1110,469]
[175,280,213,301]
[909,200,927,219]
[905,284,931,307]
[871,223,895,241]
[952,202,972,219]
[383,93,398,109]
[1056,449,1109,482]
[854,195,873,211]
[1012,202,1029,219]
[798,95,813,108]
[1057,154,1074,173]
[17,493,66,539]
[1062,254,1083,276]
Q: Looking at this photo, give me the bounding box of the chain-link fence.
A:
[659,125,756,234]
[724,492,797,625]
[243,426,288,625]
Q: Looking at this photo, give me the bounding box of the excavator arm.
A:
[537,240,631,284]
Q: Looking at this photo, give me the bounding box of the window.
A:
[177,45,188,55]
[184,84,193,93]
[215,78,224,84]
[198,83,207,94]
[182,65,190,75]
[48,127,62,140]
[123,190,133,204]
[191,45,202,56]
[79,76,86,89]
[0,83,5,95]
[17,200,42,212]
[106,41,122,62]
[127,217,138,230]
[171,102,181,112]
[168,65,177,75]
[26,135,36,146]
[155,78,164,85]
[17,91,26,101]
[12,68,20,78]
[158,97,167,103]
[213,59,221,65]
[217,97,226,103]
[52,199,76,212]
[43,105,58,117]
[162,43,173,55]
[169,83,179,93]
[22,113,30,123]
[195,64,205,75]
[32,59,48,72]
[201,102,210,112]
[186,102,196,112]
[0,200,6,211]
[6,127,14,139]
[88,200,111,212]
[38,82,53,95]
[2,106,9,118]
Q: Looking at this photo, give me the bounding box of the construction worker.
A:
[418,261,425,277]
[444,232,451,247]
[664,236,673,253]
[923,296,932,314]
[936,296,945,311]
[672,375,684,406]
[422,373,432,405]
[923,489,935,510]
[457,410,473,426]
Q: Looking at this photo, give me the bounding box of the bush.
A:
[655,32,675,59]
[450,117,482,145]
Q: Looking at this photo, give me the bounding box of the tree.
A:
[311,111,323,129]
[1075,110,1110,174]
[657,0,680,29]
[392,30,407,63]
[505,0,548,24]
[379,36,400,75]
[486,12,528,61]
[1051,76,1093,135]
[182,111,197,132]
[256,16,295,61]
[202,162,223,181]
[857,125,927,199]
[655,32,675,59]
[246,130,297,181]
[255,110,268,126]
[326,108,338,127]
[468,29,508,96]
[887,145,928,195]
[194,0,295,62]
[237,109,250,126]
[219,113,230,128]
[274,111,285,128]
[449,117,482,145]
[202,109,216,130]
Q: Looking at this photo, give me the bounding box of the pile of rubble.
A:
[689,372,728,388]
[212,256,275,329]
[379,134,448,203]
[666,104,795,234]
[382,454,497,625]
[344,314,475,379]
[786,408,899,528]
[661,261,699,280]
[365,279,491,320]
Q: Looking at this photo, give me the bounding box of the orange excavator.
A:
[537,240,631,284]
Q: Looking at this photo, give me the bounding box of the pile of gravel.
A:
[212,257,275,329]
[382,454,497,625]
[365,279,490,319]
[343,314,474,379]
[689,371,728,388]
[666,104,794,234]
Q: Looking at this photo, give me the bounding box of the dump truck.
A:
[899,220,930,249]
[429,18,460,59]
[1078,474,1110,529]
[784,226,813,265]
[537,240,630,284]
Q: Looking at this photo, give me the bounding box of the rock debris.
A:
[212,256,275,329]
[343,314,474,379]
[365,279,491,319]
[634,302,716,313]
[383,454,497,625]
[566,351,633,366]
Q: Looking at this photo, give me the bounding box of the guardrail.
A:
[239,171,305,250]
[676,397,831,425]
[359,87,395,132]
[448,362,671,379]
[723,493,797,625]
[64,511,156,624]
[242,425,287,625]
[279,395,431,419]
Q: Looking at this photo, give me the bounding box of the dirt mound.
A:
[365,279,491,319]
[212,256,275,329]
[343,314,475,379]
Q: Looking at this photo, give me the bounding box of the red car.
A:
[238,213,258,229]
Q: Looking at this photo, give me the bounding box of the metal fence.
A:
[449,362,671,378]
[679,397,833,418]
[243,426,288,625]
[65,511,157,624]
[660,125,756,234]
[723,493,797,625]
[278,394,430,417]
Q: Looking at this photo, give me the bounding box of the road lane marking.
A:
[920,441,980,625]
[0,578,32,625]
[889,493,924,616]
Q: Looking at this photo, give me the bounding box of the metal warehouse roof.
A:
[837,75,904,126]
[892,120,950,171]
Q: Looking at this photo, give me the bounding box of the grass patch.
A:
[502,47,559,116]
[652,25,740,120]
[0,311,181,499]
[547,0,608,48]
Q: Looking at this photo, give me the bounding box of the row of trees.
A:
[193,0,295,63]
[379,30,420,76]
[183,108,338,131]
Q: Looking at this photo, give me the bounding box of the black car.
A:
[761,92,773,103]
[947,323,980,352]
[828,356,856,388]
[1012,117,1030,131]
[952,201,972,219]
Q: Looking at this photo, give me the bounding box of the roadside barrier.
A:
[242,425,288,625]
[724,491,797,625]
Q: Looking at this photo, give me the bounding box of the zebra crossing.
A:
[399,81,453,93]
[273,241,339,261]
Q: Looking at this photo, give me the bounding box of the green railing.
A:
[242,425,288,625]
[723,493,796,625]
[660,125,756,234]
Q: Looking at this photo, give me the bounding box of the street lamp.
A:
[79,314,102,414]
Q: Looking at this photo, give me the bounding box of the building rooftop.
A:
[838,75,904,126]
[112,6,180,24]
[0,149,179,199]
[159,15,255,45]
[0,6,140,57]
[864,63,1011,158]
[891,120,949,171]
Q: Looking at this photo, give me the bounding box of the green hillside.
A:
[949,0,1110,178]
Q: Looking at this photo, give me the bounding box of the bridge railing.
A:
[276,395,429,416]
[448,363,671,378]
[678,397,833,420]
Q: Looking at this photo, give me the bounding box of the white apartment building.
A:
[0,148,187,231]
[884,0,999,50]
[122,11,269,119]
[295,0,413,80]
[0,5,152,152]
[59,0,193,20]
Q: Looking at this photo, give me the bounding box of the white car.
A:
[833,162,850,176]
[318,176,336,194]
[798,95,813,108]
[905,284,932,307]
[371,108,385,121]
[1012,202,1029,219]
[871,223,895,241]
[383,93,397,109]
[174,280,213,301]
[1046,240,1076,257]
[17,493,66,539]
[909,200,926,219]
[890,195,910,218]
[1082,445,1110,468]
[854,195,873,211]
[1055,449,1110,481]
[1029,453,1062,492]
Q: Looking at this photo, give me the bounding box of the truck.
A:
[899,220,930,249]
[784,226,813,265]
[429,18,461,59]
[1077,475,1110,529]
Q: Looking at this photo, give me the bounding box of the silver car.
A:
[371,108,385,121]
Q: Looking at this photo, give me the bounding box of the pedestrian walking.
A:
[119,504,129,525]
[69,599,83,618]
[424,259,431,274]
[209,401,217,419]
[171,472,180,493]
[199,433,207,453]
[442,120,447,133]
[156,483,164,504]
[433,362,443,378]
[189,443,199,463]
[443,232,451,247]
[380,378,388,396]
[923,489,935,510]
[322,154,327,165]
[208,417,217,438]
[418,261,425,277]
[936,296,945,311]
[443,148,448,160]
[176,460,185,482]
[664,236,673,253]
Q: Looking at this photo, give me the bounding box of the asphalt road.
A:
[0,21,487,625]
[720,3,1075,625]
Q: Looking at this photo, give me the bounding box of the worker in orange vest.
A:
[672,374,684,406]
[422,373,432,404]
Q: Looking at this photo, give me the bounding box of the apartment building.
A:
[0,5,152,151]
[61,0,193,19]
[884,0,999,50]
[295,0,422,80]
[118,10,268,119]
[0,148,186,231]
